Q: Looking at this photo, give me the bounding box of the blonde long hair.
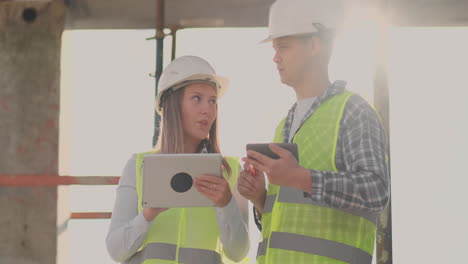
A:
[156,86,232,175]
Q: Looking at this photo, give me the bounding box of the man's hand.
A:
[238,162,267,214]
[243,144,312,193]
[194,175,232,207]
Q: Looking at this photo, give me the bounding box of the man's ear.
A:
[305,36,321,57]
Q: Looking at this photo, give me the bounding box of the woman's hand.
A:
[143,207,168,222]
[237,162,267,213]
[194,175,232,207]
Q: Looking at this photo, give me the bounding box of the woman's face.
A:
[181,82,218,145]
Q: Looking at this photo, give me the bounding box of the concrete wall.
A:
[0,1,65,263]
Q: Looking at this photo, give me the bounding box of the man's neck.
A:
[294,70,330,100]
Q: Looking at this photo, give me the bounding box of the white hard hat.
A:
[155,55,228,114]
[261,0,343,43]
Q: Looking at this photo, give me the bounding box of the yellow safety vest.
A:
[134,152,241,264]
[257,91,378,264]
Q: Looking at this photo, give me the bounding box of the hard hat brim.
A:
[259,34,275,44]
[155,74,228,114]
[259,30,321,44]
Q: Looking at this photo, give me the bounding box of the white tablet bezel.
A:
[142,153,223,208]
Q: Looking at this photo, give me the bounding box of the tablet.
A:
[246,143,299,161]
[142,153,222,208]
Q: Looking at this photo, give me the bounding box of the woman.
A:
[106,56,249,264]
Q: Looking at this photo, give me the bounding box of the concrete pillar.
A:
[0,1,65,263]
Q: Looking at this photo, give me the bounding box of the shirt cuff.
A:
[310,169,324,202]
[135,212,152,231]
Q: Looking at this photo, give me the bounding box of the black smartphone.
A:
[246,143,299,161]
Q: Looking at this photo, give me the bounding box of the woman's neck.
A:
[184,139,200,153]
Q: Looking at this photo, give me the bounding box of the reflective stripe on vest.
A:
[263,232,372,264]
[257,238,268,257]
[263,195,276,214]
[129,243,221,264]
[179,247,221,264]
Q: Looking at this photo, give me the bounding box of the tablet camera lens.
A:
[170,172,193,193]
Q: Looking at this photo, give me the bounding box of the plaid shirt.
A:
[283,80,389,211]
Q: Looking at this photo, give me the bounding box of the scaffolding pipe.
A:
[171,27,177,60]
[152,0,165,147]
[0,175,119,186]
[70,212,112,219]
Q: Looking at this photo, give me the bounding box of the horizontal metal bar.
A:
[70,212,111,219]
[0,175,119,186]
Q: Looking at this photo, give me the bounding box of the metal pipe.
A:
[374,2,393,262]
[0,175,119,186]
[152,0,165,147]
[375,59,393,264]
[171,27,177,61]
[374,62,393,264]
[70,212,112,219]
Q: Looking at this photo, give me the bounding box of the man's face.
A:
[272,36,315,87]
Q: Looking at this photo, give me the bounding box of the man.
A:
[237,0,390,263]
